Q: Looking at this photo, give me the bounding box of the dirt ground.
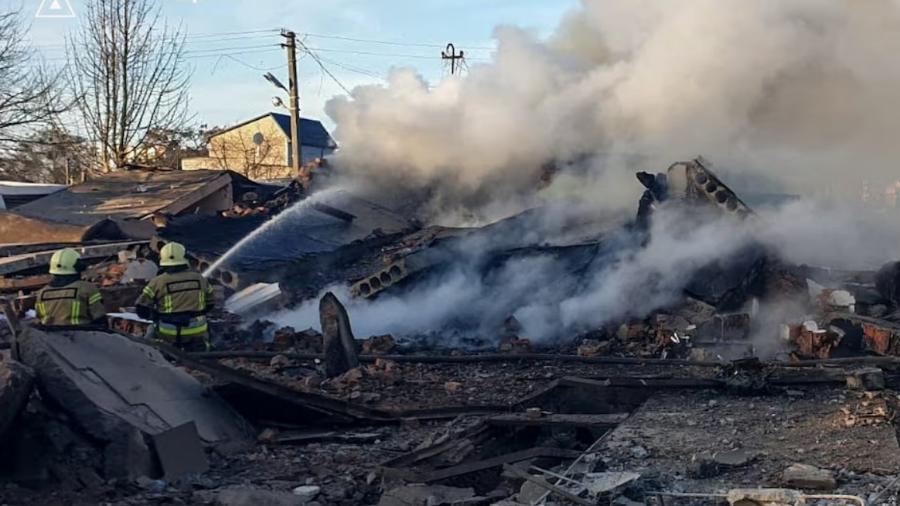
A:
[601,387,900,499]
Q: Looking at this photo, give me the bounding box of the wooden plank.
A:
[487,413,629,430]
[189,350,724,367]
[267,430,381,445]
[0,275,51,293]
[560,376,722,389]
[0,241,147,275]
[380,423,491,469]
[424,447,582,483]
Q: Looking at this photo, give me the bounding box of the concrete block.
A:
[217,487,307,506]
[846,368,885,391]
[782,463,836,490]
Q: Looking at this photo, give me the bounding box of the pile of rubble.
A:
[6,158,900,505]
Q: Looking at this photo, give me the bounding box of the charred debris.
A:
[3,159,900,505]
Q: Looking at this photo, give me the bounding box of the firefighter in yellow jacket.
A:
[135,242,214,351]
[35,248,107,329]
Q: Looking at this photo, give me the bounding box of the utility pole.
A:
[281,29,302,174]
[441,43,465,75]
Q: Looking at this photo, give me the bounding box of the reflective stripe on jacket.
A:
[135,270,214,339]
[157,316,208,337]
[36,280,106,327]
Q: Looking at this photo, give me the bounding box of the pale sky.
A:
[12,0,580,131]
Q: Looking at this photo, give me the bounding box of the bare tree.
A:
[0,126,92,183]
[0,10,68,147]
[132,125,209,168]
[67,0,191,171]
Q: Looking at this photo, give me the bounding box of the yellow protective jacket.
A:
[135,270,214,340]
[36,279,106,327]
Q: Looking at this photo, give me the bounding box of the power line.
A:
[183,43,280,55]
[301,32,495,51]
[32,32,279,51]
[31,29,496,55]
[315,55,386,81]
[183,29,280,40]
[300,45,490,61]
[210,53,284,75]
[296,41,352,94]
[34,47,282,64]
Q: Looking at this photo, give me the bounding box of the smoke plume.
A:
[269,0,900,346]
[326,0,900,222]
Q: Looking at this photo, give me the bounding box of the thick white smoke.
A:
[269,199,900,344]
[326,0,900,221]
[269,0,900,345]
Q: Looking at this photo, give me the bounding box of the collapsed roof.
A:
[0,169,278,245]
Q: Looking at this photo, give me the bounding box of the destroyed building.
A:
[3,158,900,506]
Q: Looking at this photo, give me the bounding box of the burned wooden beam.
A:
[188,350,725,368]
[0,275,51,294]
[423,447,582,483]
[380,423,492,470]
[561,376,722,389]
[486,413,629,430]
[312,202,356,222]
[263,430,382,445]
[561,374,843,390]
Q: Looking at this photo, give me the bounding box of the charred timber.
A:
[187,350,727,367]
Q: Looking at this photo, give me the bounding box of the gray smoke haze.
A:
[269,0,900,345]
[270,200,900,344]
[325,0,900,223]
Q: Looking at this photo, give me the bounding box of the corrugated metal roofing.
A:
[13,169,231,226]
[160,190,413,271]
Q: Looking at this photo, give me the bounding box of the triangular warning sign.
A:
[36,0,76,19]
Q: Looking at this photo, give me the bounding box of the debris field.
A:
[3,158,900,506]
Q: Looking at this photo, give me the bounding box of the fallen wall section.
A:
[17,327,252,478]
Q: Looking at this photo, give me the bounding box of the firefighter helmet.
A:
[159,242,189,267]
[49,248,80,275]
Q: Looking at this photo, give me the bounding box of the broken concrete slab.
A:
[225,282,283,317]
[580,471,641,495]
[0,360,34,438]
[17,326,252,478]
[320,292,359,377]
[726,489,806,506]
[291,485,321,502]
[216,487,311,506]
[782,463,836,490]
[377,484,476,506]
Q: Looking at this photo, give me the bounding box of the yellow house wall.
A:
[207,116,291,179]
